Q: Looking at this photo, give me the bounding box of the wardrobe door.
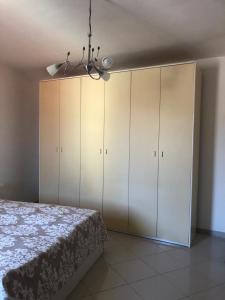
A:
[80,77,104,212]
[59,78,81,207]
[104,72,131,232]
[39,80,59,204]
[129,68,160,237]
[157,63,196,245]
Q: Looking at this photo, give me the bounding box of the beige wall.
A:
[0,63,38,202]
[198,57,225,233]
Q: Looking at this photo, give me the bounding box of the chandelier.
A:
[46,0,113,80]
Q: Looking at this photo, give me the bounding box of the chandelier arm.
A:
[96,46,100,59]
[46,0,112,79]
[93,63,104,75]
[88,71,101,80]
[72,48,85,71]
[64,61,70,75]
[72,62,84,72]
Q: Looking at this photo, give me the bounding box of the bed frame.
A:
[0,245,104,300]
[53,245,104,300]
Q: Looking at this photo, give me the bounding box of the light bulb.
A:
[101,57,113,70]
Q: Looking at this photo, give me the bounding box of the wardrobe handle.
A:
[161,151,164,158]
[61,147,63,153]
[152,151,157,157]
[100,149,102,154]
[105,149,108,155]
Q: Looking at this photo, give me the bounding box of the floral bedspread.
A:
[0,200,107,300]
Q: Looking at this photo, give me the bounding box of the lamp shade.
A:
[101,71,110,81]
[101,57,113,70]
[46,63,64,76]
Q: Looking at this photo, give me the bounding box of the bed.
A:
[0,200,107,300]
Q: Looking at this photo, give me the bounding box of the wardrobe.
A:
[39,62,201,246]
[39,78,81,207]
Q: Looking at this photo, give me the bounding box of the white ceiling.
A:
[1,0,225,71]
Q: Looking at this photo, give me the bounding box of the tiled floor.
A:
[67,231,225,300]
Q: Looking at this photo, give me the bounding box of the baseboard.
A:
[197,228,225,239]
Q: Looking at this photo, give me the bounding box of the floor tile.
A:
[111,258,157,283]
[104,237,120,249]
[106,232,121,245]
[103,245,137,264]
[187,238,225,260]
[116,233,181,256]
[117,236,163,256]
[157,242,180,252]
[189,284,225,300]
[166,248,206,267]
[128,241,165,257]
[142,251,187,273]
[193,259,225,286]
[82,258,125,293]
[67,280,91,299]
[67,233,225,300]
[82,285,142,300]
[131,274,184,300]
[164,266,213,297]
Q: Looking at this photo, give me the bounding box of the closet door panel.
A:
[39,80,59,204]
[59,78,81,207]
[80,77,104,212]
[104,72,131,231]
[129,68,160,237]
[157,63,196,245]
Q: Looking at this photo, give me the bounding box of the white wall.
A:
[198,57,225,233]
[0,63,38,202]
[21,73,39,203]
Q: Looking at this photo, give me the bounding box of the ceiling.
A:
[1,0,225,72]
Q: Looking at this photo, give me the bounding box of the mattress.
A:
[0,200,107,300]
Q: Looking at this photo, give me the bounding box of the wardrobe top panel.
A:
[40,61,197,83]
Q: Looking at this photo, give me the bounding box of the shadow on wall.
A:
[0,182,25,202]
[0,64,40,203]
[198,61,219,230]
[111,45,195,71]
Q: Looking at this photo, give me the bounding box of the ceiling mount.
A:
[46,0,113,80]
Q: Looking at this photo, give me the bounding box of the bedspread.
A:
[0,200,107,300]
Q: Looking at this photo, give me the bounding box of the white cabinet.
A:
[80,77,104,212]
[157,63,198,245]
[103,72,131,232]
[59,78,81,207]
[39,80,60,204]
[39,78,81,207]
[39,62,200,246]
[129,68,160,237]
